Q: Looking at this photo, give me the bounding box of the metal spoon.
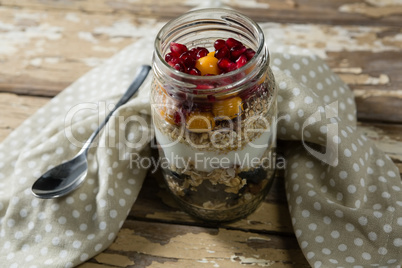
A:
[31,64,151,199]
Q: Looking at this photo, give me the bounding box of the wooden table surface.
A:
[1,1,402,267]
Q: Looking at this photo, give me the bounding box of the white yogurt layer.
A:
[154,126,276,172]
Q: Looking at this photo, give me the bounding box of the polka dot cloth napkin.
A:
[0,30,401,268]
[271,53,402,267]
[0,38,154,267]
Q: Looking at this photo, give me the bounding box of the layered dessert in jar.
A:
[151,9,277,222]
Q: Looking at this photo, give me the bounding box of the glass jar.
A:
[151,8,277,222]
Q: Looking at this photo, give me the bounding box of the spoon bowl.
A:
[31,153,88,199]
[32,64,151,199]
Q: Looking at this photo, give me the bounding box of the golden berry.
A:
[186,111,215,132]
[212,96,243,119]
[159,104,177,125]
[195,52,219,76]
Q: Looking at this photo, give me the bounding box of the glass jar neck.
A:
[152,8,269,98]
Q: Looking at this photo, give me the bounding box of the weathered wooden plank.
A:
[355,91,402,123]
[327,50,402,123]
[0,93,49,141]
[1,0,402,26]
[0,6,156,96]
[1,6,401,122]
[80,220,309,268]
[359,122,402,163]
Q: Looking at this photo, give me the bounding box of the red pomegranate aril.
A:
[173,63,185,72]
[214,39,226,50]
[236,54,248,69]
[218,58,236,73]
[189,47,198,54]
[168,56,183,66]
[165,52,178,63]
[180,51,196,68]
[214,46,229,59]
[227,63,237,72]
[173,110,185,124]
[196,48,209,59]
[196,83,215,89]
[230,45,247,60]
[170,42,188,55]
[245,48,256,60]
[188,68,201,76]
[226,38,242,48]
[165,39,253,75]
[173,57,181,64]
[188,48,198,59]
[207,95,216,102]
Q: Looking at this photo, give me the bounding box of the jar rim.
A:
[154,8,266,83]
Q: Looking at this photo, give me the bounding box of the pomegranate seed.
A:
[227,63,237,72]
[170,42,188,55]
[230,45,247,60]
[218,77,235,86]
[171,57,183,65]
[167,57,184,71]
[207,95,216,102]
[245,48,256,60]
[173,63,185,72]
[196,83,214,89]
[188,48,198,58]
[196,48,209,59]
[214,39,226,50]
[180,51,196,68]
[165,52,178,62]
[226,38,242,48]
[165,39,251,75]
[173,110,184,124]
[236,54,247,69]
[218,58,236,73]
[214,46,229,59]
[188,68,201,76]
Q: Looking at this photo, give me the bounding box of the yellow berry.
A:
[159,104,177,125]
[186,111,215,132]
[195,53,219,76]
[258,72,267,85]
[212,97,243,119]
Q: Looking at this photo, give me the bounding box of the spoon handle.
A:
[80,64,151,154]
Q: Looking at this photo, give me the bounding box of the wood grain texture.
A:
[86,220,310,268]
[2,0,402,26]
[0,93,49,141]
[1,5,401,121]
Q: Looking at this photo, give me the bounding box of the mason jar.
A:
[151,8,277,222]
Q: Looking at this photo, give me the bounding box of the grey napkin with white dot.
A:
[0,30,401,267]
[272,53,402,267]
